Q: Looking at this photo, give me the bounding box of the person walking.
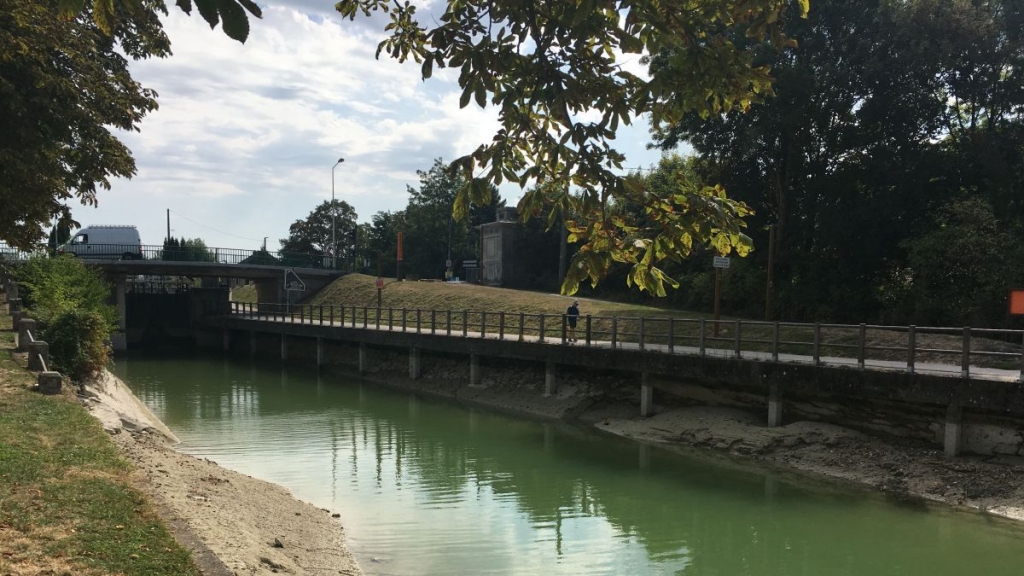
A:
[566,299,580,343]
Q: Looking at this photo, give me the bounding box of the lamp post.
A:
[331,157,345,269]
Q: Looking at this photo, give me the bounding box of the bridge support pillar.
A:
[358,343,368,374]
[409,347,422,379]
[544,361,557,396]
[281,334,288,362]
[222,330,231,353]
[111,280,127,352]
[316,338,325,367]
[767,382,783,428]
[944,403,963,457]
[640,372,653,417]
[470,354,481,386]
[250,331,256,357]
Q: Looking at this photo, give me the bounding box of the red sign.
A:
[375,277,384,290]
[1010,290,1024,315]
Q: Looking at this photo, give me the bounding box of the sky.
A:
[82,0,675,252]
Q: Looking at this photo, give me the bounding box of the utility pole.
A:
[166,209,171,243]
[765,224,776,321]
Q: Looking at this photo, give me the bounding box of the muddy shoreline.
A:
[347,353,1024,524]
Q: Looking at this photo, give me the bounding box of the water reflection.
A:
[113,355,1024,576]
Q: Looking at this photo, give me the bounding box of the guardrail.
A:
[218,301,1024,382]
[1,243,336,269]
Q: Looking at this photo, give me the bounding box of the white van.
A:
[60,225,142,260]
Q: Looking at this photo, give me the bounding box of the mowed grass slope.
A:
[305,274,701,319]
[0,314,200,576]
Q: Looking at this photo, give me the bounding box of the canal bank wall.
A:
[205,330,1024,523]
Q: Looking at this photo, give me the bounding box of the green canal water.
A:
[112,355,1024,576]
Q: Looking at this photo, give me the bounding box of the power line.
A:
[168,209,263,243]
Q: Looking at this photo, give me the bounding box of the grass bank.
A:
[0,314,199,576]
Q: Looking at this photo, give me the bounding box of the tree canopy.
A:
[335,0,809,295]
[644,0,1024,326]
[281,199,358,268]
[0,0,168,248]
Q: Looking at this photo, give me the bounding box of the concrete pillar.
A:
[16,318,36,352]
[223,330,231,353]
[111,280,127,352]
[10,310,24,329]
[115,280,127,331]
[250,331,257,357]
[281,334,288,361]
[544,361,557,396]
[640,372,653,417]
[317,338,325,368]
[409,347,422,379]
[8,297,22,313]
[358,343,368,374]
[28,341,49,372]
[944,403,963,457]
[38,371,62,395]
[470,354,481,386]
[768,382,783,428]
[8,282,19,301]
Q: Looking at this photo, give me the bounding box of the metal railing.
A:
[0,242,334,269]
[219,301,1024,382]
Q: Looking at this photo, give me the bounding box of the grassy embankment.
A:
[0,313,200,575]
[233,274,1021,366]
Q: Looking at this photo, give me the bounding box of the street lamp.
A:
[331,157,345,268]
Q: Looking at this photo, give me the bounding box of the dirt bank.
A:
[81,371,363,576]
[358,355,1024,523]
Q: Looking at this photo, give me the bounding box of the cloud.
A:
[87,1,666,250]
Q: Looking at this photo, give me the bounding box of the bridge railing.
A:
[221,301,1024,381]
[2,242,335,268]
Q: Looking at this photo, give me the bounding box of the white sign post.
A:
[713,256,731,269]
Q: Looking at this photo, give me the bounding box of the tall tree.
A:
[364,210,406,277]
[280,200,358,268]
[650,0,1024,324]
[336,0,809,295]
[0,0,169,248]
[402,158,502,279]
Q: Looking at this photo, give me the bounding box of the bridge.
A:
[1,242,347,349]
[196,300,1024,459]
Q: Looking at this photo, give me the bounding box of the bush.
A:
[15,255,116,327]
[44,309,112,382]
[15,255,116,382]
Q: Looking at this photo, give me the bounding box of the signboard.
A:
[284,269,305,292]
[463,260,478,268]
[375,277,384,290]
[446,259,452,268]
[1010,290,1024,315]
[713,256,731,269]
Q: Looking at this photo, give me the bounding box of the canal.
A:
[113,355,1024,576]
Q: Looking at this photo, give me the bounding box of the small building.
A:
[480,207,520,286]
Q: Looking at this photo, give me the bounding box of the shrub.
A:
[15,255,116,382]
[15,255,116,327]
[44,309,112,382]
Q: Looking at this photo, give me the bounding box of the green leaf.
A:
[175,0,193,15]
[235,0,262,18]
[421,57,433,79]
[195,0,220,29]
[217,0,250,42]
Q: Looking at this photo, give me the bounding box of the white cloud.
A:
[84,1,666,250]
